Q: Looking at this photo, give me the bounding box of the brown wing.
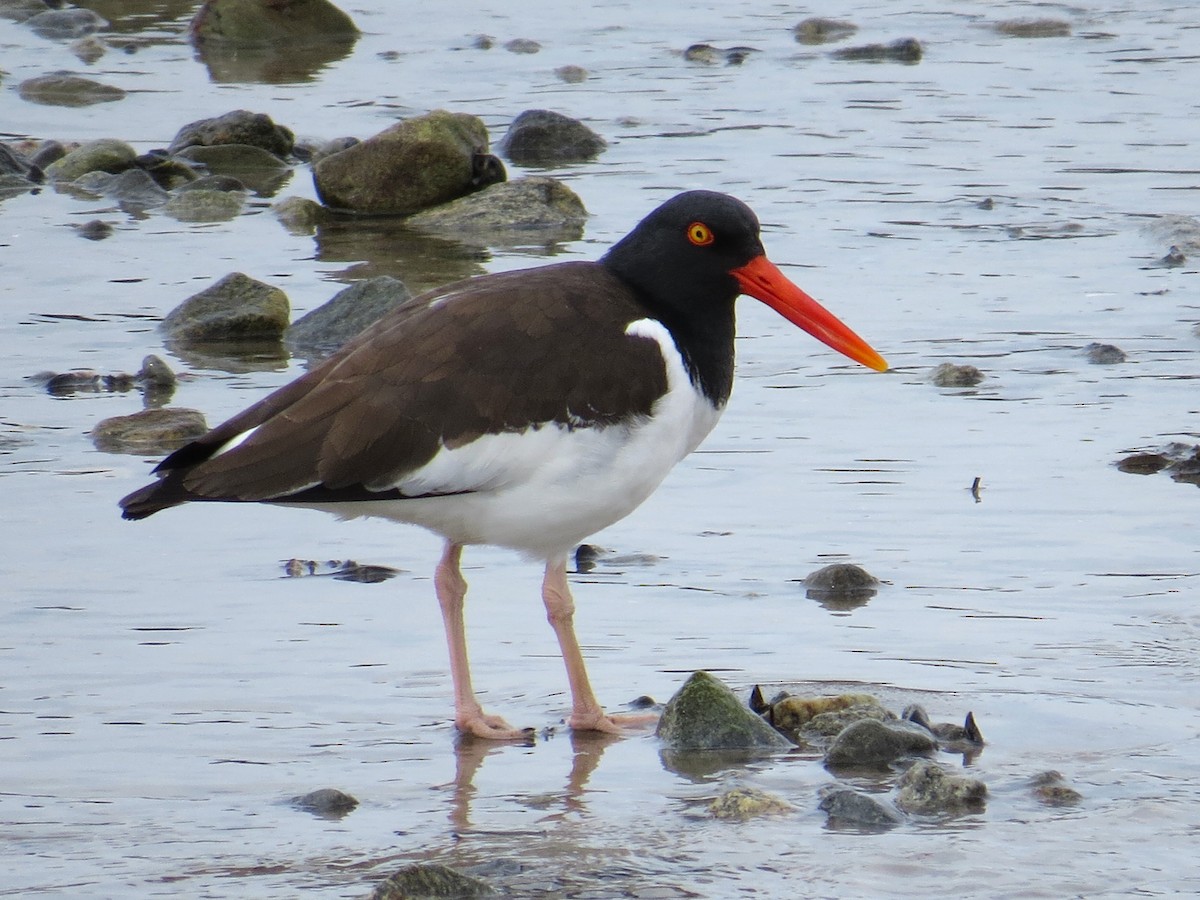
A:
[121,262,669,516]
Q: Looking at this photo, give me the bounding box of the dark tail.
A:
[119,472,192,520]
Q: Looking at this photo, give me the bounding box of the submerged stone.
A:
[708,786,793,821]
[406,177,587,242]
[168,109,295,157]
[370,864,494,899]
[91,408,208,454]
[931,362,984,387]
[818,786,903,829]
[19,73,125,107]
[291,787,359,818]
[895,760,987,814]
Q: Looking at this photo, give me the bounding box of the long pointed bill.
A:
[731,255,888,372]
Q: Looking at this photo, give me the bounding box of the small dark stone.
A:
[91,408,209,454]
[803,562,879,603]
[555,64,587,83]
[24,8,107,40]
[498,109,605,166]
[75,219,113,241]
[818,786,903,829]
[573,543,600,573]
[1116,452,1170,475]
[895,760,987,814]
[823,718,936,771]
[1152,245,1186,268]
[833,38,923,63]
[794,17,858,45]
[167,109,295,158]
[931,362,984,387]
[1084,342,1126,364]
[992,18,1072,38]
[370,864,494,900]
[286,276,412,358]
[18,72,125,107]
[708,786,793,821]
[1030,771,1082,806]
[291,787,359,818]
[504,38,540,54]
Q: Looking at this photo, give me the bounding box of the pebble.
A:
[931,362,985,387]
[895,760,987,814]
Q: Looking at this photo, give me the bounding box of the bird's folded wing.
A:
[167,263,669,503]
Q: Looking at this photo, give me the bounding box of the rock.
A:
[817,786,904,829]
[91,408,208,454]
[290,787,358,818]
[683,44,757,66]
[895,760,987,814]
[902,705,984,748]
[162,272,290,344]
[768,693,886,733]
[554,65,588,83]
[656,671,794,751]
[286,276,413,358]
[167,110,295,158]
[504,38,540,54]
[1117,451,1171,475]
[18,72,125,107]
[1151,246,1186,268]
[832,38,923,63]
[1117,442,1200,486]
[931,362,984,387]
[190,0,359,46]
[76,219,114,241]
[29,140,68,171]
[1030,771,1082,807]
[70,35,106,63]
[803,562,879,603]
[0,142,43,183]
[370,864,494,900]
[164,188,245,222]
[1084,342,1126,364]
[23,8,107,40]
[498,109,605,166]
[272,195,328,233]
[708,786,793,821]
[794,17,858,45]
[406,177,587,243]
[44,139,137,182]
[73,168,170,209]
[34,355,175,400]
[807,703,897,738]
[992,19,1072,38]
[135,152,201,190]
[823,718,937,770]
[172,143,292,196]
[313,110,500,215]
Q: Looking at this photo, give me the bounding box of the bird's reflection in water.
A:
[446,728,623,833]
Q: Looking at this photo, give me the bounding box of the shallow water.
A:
[3,1,1200,897]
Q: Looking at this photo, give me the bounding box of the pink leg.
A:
[435,542,530,740]
[542,559,658,734]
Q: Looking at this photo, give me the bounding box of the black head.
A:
[601,190,766,316]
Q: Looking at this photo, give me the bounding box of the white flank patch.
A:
[209,424,258,458]
[314,317,725,559]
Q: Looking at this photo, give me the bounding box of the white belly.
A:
[295,318,723,559]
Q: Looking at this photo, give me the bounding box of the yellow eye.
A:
[687,221,714,246]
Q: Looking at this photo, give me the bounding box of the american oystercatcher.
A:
[121,190,887,739]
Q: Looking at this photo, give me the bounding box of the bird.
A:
[120,190,888,740]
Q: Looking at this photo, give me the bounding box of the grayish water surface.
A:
[3,1,1199,896]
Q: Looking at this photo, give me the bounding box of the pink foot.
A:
[456,710,535,741]
[568,708,661,735]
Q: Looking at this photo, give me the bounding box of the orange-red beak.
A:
[731,255,888,372]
